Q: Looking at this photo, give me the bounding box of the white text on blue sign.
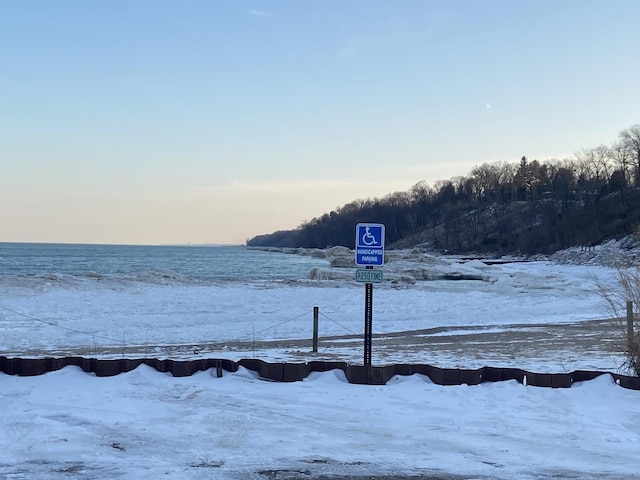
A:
[355,223,385,266]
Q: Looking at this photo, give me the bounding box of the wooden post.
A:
[312,306,319,353]
[627,301,634,341]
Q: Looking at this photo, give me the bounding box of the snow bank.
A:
[1,365,638,480]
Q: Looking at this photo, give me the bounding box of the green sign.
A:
[355,269,383,283]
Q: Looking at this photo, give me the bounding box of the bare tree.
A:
[594,145,615,182]
[619,124,640,186]
[471,161,514,202]
[575,146,614,185]
[610,140,633,186]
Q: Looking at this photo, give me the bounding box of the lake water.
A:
[0,242,622,373]
[0,243,327,285]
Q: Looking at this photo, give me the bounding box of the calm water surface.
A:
[0,243,327,283]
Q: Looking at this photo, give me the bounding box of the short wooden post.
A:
[312,306,319,353]
[627,301,634,341]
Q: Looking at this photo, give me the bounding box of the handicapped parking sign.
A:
[355,223,385,266]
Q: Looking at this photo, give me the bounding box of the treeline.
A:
[248,124,640,254]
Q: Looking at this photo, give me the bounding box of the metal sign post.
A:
[355,223,385,367]
[364,266,373,365]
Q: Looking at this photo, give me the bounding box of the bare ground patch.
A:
[17,319,626,373]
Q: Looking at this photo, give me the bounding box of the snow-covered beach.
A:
[0,245,629,371]
[2,365,639,480]
[1,243,639,479]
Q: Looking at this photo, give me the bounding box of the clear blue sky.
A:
[2,1,639,245]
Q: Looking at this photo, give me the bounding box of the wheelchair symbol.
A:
[361,227,378,246]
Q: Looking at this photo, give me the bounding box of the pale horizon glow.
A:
[2,1,639,245]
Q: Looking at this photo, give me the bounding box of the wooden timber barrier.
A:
[1,356,639,390]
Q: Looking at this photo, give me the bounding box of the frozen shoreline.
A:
[0,246,628,372]
[2,245,639,480]
[251,233,640,270]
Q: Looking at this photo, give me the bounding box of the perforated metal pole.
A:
[364,266,373,366]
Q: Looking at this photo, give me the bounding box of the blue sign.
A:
[355,223,385,266]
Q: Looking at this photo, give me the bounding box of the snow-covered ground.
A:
[1,253,639,479]
[0,258,627,369]
[1,365,639,479]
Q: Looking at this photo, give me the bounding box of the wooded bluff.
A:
[248,124,640,255]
